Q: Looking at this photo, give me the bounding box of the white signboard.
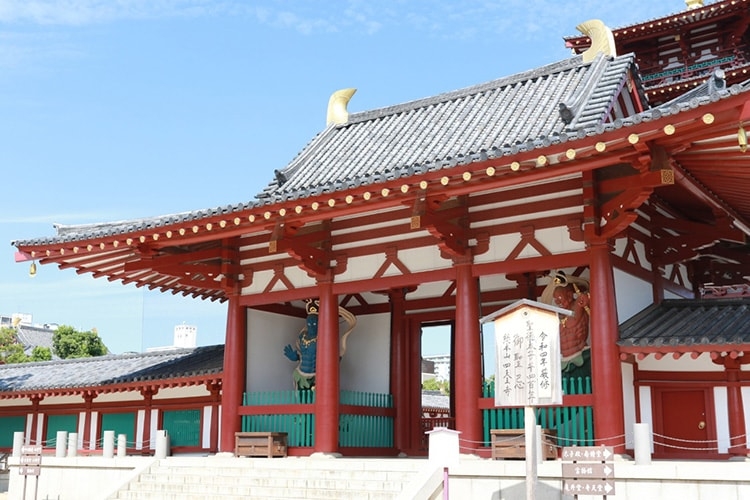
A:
[482,299,566,407]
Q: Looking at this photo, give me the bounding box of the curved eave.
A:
[619,343,750,361]
[643,63,750,101]
[14,86,750,298]
[565,0,748,49]
[0,372,222,400]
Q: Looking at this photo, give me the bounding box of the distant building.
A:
[0,314,58,359]
[423,354,450,382]
[147,324,198,352]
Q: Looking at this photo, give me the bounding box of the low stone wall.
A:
[5,454,750,500]
[448,455,750,500]
[6,456,155,500]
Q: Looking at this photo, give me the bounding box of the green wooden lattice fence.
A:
[242,390,393,448]
[482,376,594,448]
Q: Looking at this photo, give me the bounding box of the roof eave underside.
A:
[13,59,750,299]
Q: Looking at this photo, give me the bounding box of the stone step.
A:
[111,457,425,500]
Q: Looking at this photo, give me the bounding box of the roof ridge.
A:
[345,56,589,125]
[0,344,221,370]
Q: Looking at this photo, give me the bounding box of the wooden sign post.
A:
[481,299,571,500]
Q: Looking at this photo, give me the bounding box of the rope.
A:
[457,430,749,453]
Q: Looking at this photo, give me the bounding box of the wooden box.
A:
[234,432,288,458]
[490,428,557,460]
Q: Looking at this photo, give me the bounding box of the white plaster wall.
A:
[247,309,303,392]
[92,392,144,403]
[153,386,209,399]
[136,410,144,449]
[0,399,31,407]
[285,265,315,289]
[24,413,32,444]
[535,226,586,254]
[714,386,730,453]
[339,254,384,281]
[339,312,390,393]
[621,363,636,449]
[399,246,450,274]
[40,395,85,405]
[636,353,722,372]
[613,268,653,323]
[474,234,517,263]
[246,309,391,394]
[744,387,750,442]
[242,269,274,295]
[613,236,651,271]
[89,412,98,450]
[150,409,158,450]
[638,386,653,449]
[202,406,212,448]
[77,411,86,448]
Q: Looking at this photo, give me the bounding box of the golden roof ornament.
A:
[326,88,357,126]
[576,19,616,63]
[685,0,704,10]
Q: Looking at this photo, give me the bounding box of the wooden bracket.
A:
[598,169,673,240]
[411,194,471,258]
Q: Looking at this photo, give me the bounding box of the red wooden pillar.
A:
[589,241,625,452]
[220,295,246,452]
[29,395,42,445]
[140,388,155,453]
[409,318,423,453]
[389,288,409,453]
[208,381,221,453]
[724,357,748,455]
[314,278,340,453]
[454,260,483,451]
[82,392,95,449]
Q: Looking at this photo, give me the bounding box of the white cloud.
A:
[0,0,210,25]
[0,1,673,41]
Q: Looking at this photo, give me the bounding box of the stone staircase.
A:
[109,456,428,500]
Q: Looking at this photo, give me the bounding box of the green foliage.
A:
[0,326,52,364]
[52,325,108,359]
[422,377,450,395]
[30,346,52,362]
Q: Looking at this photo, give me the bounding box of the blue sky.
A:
[0,1,680,355]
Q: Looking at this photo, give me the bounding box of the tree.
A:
[422,378,450,394]
[0,327,52,364]
[52,325,108,359]
[30,346,52,362]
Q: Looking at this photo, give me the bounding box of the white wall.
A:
[340,312,390,393]
[714,387,730,453]
[247,309,301,392]
[246,309,391,394]
[613,268,653,323]
[621,363,636,448]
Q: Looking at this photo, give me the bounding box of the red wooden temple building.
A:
[565,0,750,105]
[7,10,750,459]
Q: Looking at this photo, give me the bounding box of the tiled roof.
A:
[421,390,449,409]
[14,325,57,358]
[257,53,639,203]
[12,52,641,246]
[12,52,750,250]
[0,344,223,394]
[618,299,750,350]
[564,0,741,39]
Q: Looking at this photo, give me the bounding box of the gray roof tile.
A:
[15,52,750,248]
[618,299,750,349]
[0,345,223,393]
[258,54,639,203]
[14,325,56,358]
